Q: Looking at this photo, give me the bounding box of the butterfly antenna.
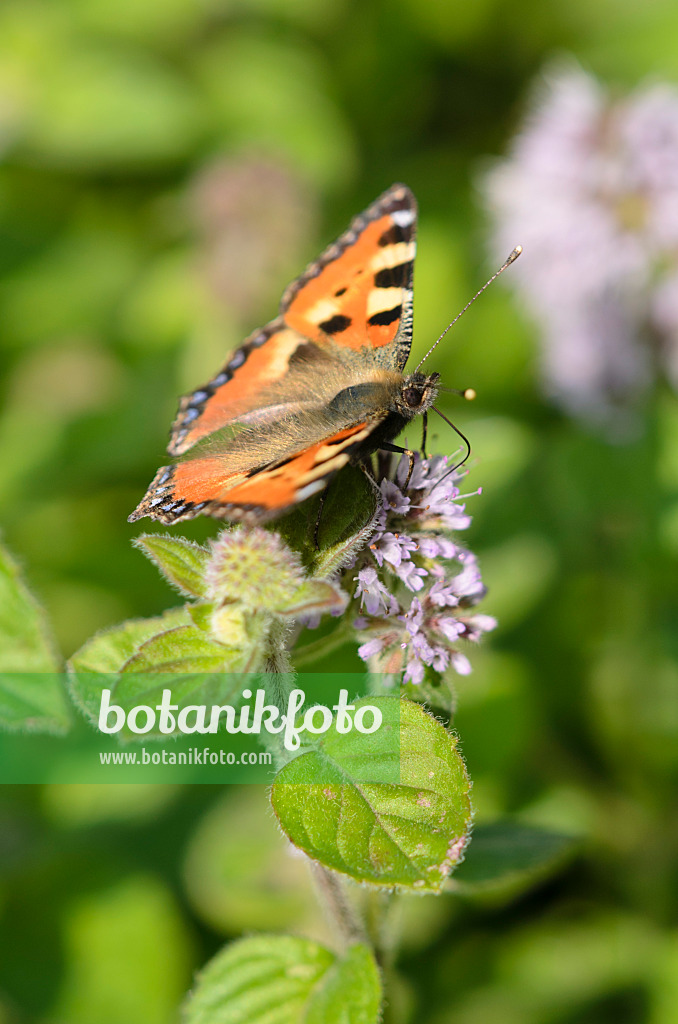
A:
[415,246,522,371]
[430,406,472,479]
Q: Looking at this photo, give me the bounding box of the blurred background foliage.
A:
[0,0,677,1022]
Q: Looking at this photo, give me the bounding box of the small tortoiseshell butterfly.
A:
[129,184,448,526]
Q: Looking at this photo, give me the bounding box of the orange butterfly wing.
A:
[128,423,373,524]
[129,184,417,525]
[168,184,416,456]
[281,184,416,358]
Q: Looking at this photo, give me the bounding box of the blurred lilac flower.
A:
[353,454,495,683]
[482,61,678,429]
[189,155,316,320]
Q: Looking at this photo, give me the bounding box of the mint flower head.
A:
[352,454,495,685]
[482,61,678,430]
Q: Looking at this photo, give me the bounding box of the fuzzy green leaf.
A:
[187,603,216,631]
[182,935,381,1024]
[67,608,221,726]
[70,666,245,738]
[305,943,381,1024]
[275,465,377,578]
[277,579,347,617]
[0,541,60,672]
[271,697,472,891]
[122,626,240,674]
[133,534,210,598]
[0,541,69,732]
[451,821,579,895]
[69,608,193,674]
[70,625,246,741]
[68,604,263,732]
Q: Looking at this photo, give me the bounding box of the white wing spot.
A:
[367,287,403,318]
[370,242,416,272]
[296,480,327,501]
[306,298,341,324]
[392,208,415,228]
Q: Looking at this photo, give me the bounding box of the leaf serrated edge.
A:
[133,533,210,598]
[67,608,192,672]
[271,697,472,892]
[278,580,348,617]
[0,538,63,671]
[120,625,235,673]
[312,504,380,580]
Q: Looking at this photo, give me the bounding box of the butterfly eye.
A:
[403,387,423,408]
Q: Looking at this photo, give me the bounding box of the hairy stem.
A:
[309,862,369,949]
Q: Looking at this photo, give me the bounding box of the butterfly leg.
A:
[421,412,428,459]
[379,442,416,489]
[359,460,381,496]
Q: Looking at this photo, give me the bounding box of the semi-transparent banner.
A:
[0,673,402,784]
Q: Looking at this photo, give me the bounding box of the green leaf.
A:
[68,609,260,735]
[0,541,60,672]
[133,535,209,599]
[69,608,193,674]
[182,935,381,1024]
[187,603,216,631]
[121,626,240,674]
[451,821,579,895]
[68,608,194,722]
[277,579,347,617]
[76,667,244,734]
[305,943,381,1024]
[70,664,245,742]
[0,541,69,732]
[275,465,377,578]
[271,697,472,891]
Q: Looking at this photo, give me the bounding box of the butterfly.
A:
[129,184,442,527]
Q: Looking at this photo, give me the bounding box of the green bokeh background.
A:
[1,1,677,1021]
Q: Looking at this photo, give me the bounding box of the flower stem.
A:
[309,862,368,949]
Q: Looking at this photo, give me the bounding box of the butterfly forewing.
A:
[130,184,418,526]
[168,319,313,456]
[281,184,416,365]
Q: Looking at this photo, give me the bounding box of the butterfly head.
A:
[396,371,441,420]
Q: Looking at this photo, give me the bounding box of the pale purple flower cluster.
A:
[482,61,678,429]
[353,455,495,684]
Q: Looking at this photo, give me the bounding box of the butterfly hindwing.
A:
[129,422,374,524]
